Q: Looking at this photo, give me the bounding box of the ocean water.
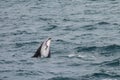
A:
[0,0,120,80]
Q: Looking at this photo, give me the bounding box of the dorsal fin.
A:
[32,42,43,58]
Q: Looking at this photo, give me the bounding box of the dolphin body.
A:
[32,38,51,58]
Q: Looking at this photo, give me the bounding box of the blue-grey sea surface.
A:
[0,0,120,80]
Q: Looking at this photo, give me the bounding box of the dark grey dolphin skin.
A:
[32,38,51,58]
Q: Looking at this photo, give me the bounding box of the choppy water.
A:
[0,0,120,80]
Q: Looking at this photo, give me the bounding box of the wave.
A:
[63,25,77,31]
[44,25,58,31]
[14,41,39,48]
[37,17,53,21]
[75,46,97,52]
[48,73,120,80]
[100,58,120,67]
[74,44,120,56]
[55,39,71,44]
[81,21,119,31]
[48,77,76,80]
[97,22,110,25]
[0,70,12,73]
[0,30,33,37]
[11,30,33,35]
[0,60,17,64]
[15,70,40,76]
[93,21,119,26]
[90,58,120,67]
[81,24,97,30]
[81,72,120,80]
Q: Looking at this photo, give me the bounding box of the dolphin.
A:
[32,38,51,58]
